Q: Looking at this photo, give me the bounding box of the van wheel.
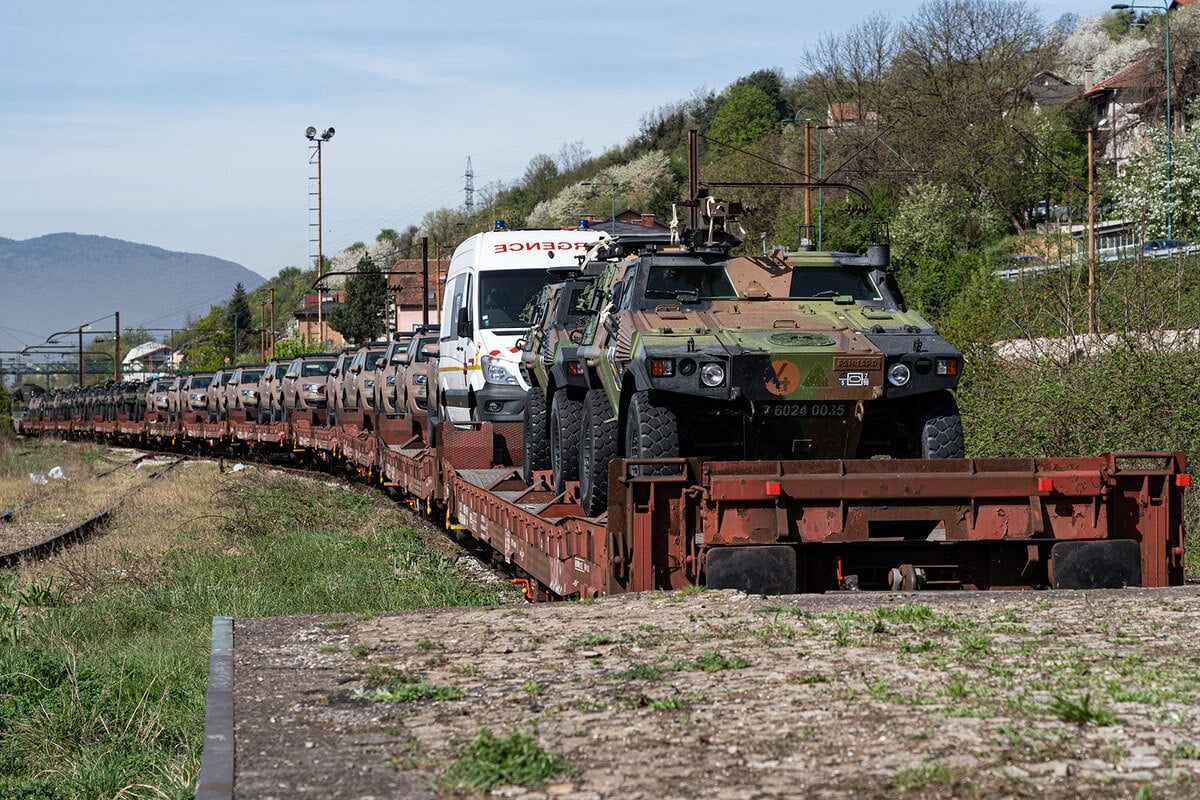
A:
[579,389,617,517]
[522,387,549,485]
[550,390,583,494]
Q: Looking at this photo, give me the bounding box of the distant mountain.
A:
[0,233,265,344]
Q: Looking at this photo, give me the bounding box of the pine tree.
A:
[329,256,387,344]
[225,282,253,357]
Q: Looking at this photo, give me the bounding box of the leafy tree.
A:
[328,254,387,344]
[708,85,780,150]
[273,336,319,358]
[735,69,790,121]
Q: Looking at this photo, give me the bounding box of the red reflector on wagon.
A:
[1037,478,1054,492]
[765,481,782,497]
[1177,473,1192,487]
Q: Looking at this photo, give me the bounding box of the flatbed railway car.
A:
[19,396,1189,598]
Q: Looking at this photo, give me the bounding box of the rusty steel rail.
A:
[0,453,147,524]
[0,457,184,568]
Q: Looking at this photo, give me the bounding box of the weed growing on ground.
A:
[353,681,464,703]
[442,729,569,789]
[892,763,951,791]
[1048,693,1118,725]
[678,649,750,672]
[612,663,663,682]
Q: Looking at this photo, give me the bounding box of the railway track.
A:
[0,455,185,567]
[0,452,147,524]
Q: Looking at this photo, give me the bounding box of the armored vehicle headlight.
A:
[887,363,911,387]
[649,358,674,378]
[302,383,322,392]
[414,374,427,386]
[189,393,205,402]
[386,376,396,386]
[936,358,958,376]
[364,379,375,389]
[700,362,726,387]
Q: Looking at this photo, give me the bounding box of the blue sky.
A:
[3,1,1105,280]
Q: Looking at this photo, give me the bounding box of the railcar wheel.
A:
[579,389,618,517]
[549,390,583,494]
[624,390,679,476]
[522,386,549,485]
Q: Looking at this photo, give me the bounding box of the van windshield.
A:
[479,268,553,330]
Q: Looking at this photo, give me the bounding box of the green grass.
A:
[0,463,505,800]
[442,728,569,790]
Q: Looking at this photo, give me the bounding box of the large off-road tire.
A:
[917,391,964,459]
[624,390,680,475]
[549,390,584,494]
[579,389,618,517]
[522,386,549,485]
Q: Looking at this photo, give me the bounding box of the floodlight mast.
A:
[306,125,336,349]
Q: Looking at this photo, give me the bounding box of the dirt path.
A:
[232,587,1200,799]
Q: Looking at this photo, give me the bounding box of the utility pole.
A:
[269,288,276,358]
[688,129,700,230]
[259,301,267,360]
[422,236,430,326]
[804,121,812,230]
[114,310,121,381]
[1088,128,1097,335]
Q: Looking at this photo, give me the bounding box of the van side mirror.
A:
[456,306,472,338]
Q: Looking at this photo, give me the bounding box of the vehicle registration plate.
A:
[758,402,850,418]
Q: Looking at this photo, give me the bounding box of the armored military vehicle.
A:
[566,209,963,516]
[519,267,597,490]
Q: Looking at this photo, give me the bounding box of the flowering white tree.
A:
[1056,14,1149,84]
[1115,126,1200,240]
[527,151,674,228]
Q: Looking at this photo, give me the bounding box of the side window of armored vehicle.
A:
[442,273,470,341]
[788,267,881,302]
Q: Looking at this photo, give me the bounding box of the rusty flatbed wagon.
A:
[19,402,1189,597]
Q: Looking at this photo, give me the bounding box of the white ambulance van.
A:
[437,223,607,422]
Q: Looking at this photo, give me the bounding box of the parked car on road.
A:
[1143,239,1191,256]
